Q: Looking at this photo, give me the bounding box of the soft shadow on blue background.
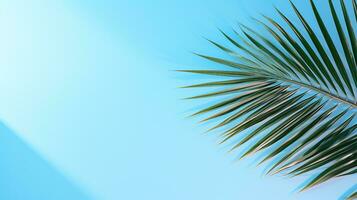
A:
[0,122,91,200]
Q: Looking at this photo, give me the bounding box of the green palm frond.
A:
[180,0,357,198]
[348,191,357,200]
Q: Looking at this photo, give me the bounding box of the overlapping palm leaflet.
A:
[180,0,357,199]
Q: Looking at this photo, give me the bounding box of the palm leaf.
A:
[180,0,357,198]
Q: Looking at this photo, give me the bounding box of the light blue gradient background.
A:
[0,0,355,199]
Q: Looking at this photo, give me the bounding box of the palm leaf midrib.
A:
[277,75,356,108]
[249,63,357,107]
[186,66,357,108]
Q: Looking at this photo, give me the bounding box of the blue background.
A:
[0,0,355,199]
